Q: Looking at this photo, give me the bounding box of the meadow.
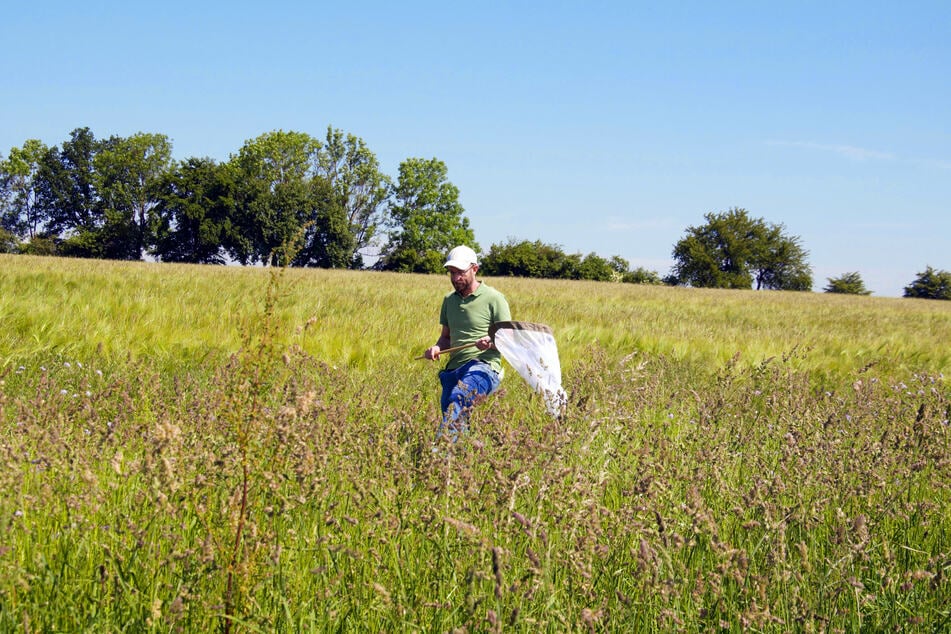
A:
[1,254,949,632]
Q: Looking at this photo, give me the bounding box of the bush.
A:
[903,266,951,300]
[0,228,17,253]
[622,267,663,285]
[824,271,872,295]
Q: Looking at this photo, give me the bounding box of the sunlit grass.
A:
[1,254,949,631]
[3,254,950,378]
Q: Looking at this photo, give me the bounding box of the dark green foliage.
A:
[672,207,813,290]
[479,239,577,280]
[0,227,17,253]
[317,126,391,268]
[480,239,571,278]
[570,252,615,281]
[35,128,99,238]
[222,130,357,268]
[482,238,662,283]
[0,139,48,240]
[17,234,59,255]
[291,178,354,269]
[152,158,237,264]
[622,267,664,285]
[2,127,388,270]
[824,271,872,295]
[903,266,951,300]
[378,157,477,273]
[94,132,174,260]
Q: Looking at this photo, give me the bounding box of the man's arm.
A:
[424,325,452,360]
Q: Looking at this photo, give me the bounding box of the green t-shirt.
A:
[439,282,511,373]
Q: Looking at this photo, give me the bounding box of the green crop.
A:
[1,254,948,632]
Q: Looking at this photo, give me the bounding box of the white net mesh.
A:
[490,321,568,417]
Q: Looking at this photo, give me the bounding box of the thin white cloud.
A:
[771,140,951,171]
[768,140,894,161]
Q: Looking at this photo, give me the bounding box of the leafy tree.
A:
[378,158,476,273]
[34,128,100,253]
[670,208,756,288]
[95,132,174,259]
[0,139,49,240]
[482,239,642,282]
[570,252,615,281]
[290,177,353,269]
[750,223,812,291]
[232,130,320,264]
[152,158,237,264]
[316,127,391,268]
[609,255,630,275]
[231,130,350,266]
[671,208,812,290]
[481,239,570,278]
[824,272,872,295]
[903,266,951,300]
[622,267,663,285]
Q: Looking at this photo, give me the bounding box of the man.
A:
[425,245,511,441]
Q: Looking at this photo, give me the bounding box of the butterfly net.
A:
[489,321,567,417]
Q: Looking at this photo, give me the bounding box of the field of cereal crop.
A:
[1,254,949,631]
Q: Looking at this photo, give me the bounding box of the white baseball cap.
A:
[444,245,478,269]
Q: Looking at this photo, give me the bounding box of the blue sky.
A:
[3,1,948,296]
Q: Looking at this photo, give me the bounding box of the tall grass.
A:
[1,254,949,632]
[4,255,950,377]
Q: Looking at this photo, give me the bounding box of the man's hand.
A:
[424,345,442,361]
[475,336,493,351]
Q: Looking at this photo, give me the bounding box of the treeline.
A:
[0,125,665,283]
[0,126,478,271]
[2,127,948,297]
[480,239,662,284]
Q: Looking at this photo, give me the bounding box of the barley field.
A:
[1,254,949,632]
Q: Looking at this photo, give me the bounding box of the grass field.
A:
[1,254,949,632]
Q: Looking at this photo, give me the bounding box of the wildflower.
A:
[64,362,71,368]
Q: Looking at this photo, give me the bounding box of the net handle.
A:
[414,341,478,361]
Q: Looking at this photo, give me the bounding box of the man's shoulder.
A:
[475,282,506,299]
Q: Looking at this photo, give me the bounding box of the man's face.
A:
[448,264,477,295]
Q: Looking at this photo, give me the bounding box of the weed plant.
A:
[0,254,949,631]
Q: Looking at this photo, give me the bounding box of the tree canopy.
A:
[2,127,380,269]
[670,208,812,291]
[13,126,937,297]
[480,238,661,283]
[903,266,951,300]
[377,158,477,273]
[824,272,872,295]
[316,127,390,268]
[152,157,237,265]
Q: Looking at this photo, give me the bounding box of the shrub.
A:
[824,271,872,295]
[903,265,951,300]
